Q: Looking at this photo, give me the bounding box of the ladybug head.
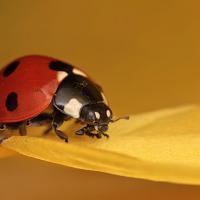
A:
[80,102,113,131]
[80,102,129,132]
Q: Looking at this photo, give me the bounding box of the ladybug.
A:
[0,55,128,142]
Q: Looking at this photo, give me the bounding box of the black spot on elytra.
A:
[6,92,18,111]
[3,61,20,77]
[49,61,73,74]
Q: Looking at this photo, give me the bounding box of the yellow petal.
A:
[2,105,200,185]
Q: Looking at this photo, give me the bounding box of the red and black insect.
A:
[0,55,128,142]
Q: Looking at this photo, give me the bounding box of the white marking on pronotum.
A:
[57,71,68,82]
[73,68,87,77]
[95,112,100,119]
[64,98,83,118]
[106,110,111,117]
[101,92,108,105]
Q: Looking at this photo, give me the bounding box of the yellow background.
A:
[1,0,200,199]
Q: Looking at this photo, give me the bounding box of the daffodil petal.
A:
[2,105,200,185]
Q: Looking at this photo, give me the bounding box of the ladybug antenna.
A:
[110,115,130,123]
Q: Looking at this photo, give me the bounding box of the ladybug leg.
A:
[53,128,68,143]
[0,123,6,131]
[44,111,71,135]
[0,124,9,143]
[43,126,53,135]
[85,131,101,138]
[28,113,53,135]
[53,111,69,142]
[100,132,109,138]
[18,122,27,136]
[85,131,99,138]
[76,125,100,138]
[75,126,88,135]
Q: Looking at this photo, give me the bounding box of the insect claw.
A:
[102,132,109,138]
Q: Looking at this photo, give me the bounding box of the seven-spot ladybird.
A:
[0,55,128,142]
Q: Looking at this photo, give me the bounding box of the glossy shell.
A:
[0,55,60,122]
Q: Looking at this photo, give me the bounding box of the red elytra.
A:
[0,55,60,123]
